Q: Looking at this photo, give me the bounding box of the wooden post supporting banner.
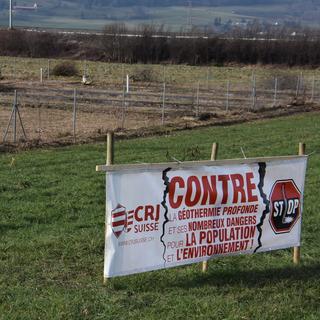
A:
[104,132,114,284]
[202,142,219,273]
[293,142,305,265]
[107,132,114,167]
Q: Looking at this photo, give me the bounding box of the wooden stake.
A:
[202,142,219,273]
[106,132,114,166]
[104,132,114,284]
[294,142,305,265]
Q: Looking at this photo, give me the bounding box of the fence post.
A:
[121,86,126,128]
[273,77,278,106]
[296,74,300,97]
[103,131,114,285]
[163,65,166,83]
[162,82,166,125]
[13,90,17,143]
[40,68,43,84]
[206,67,209,90]
[73,89,77,143]
[226,80,230,112]
[47,60,50,80]
[126,74,129,93]
[293,142,305,265]
[311,75,315,102]
[252,75,257,110]
[196,81,200,117]
[13,57,16,79]
[202,142,219,273]
[121,64,125,86]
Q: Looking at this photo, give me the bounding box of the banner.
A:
[104,156,307,278]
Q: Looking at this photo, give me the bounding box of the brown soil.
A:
[0,79,316,152]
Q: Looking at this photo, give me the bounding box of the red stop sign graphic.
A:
[269,179,301,234]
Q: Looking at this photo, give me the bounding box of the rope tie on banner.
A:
[241,147,247,159]
[134,161,148,165]
[165,150,183,164]
[170,156,182,164]
[307,150,317,156]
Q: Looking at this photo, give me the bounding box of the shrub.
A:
[52,61,78,77]
[198,113,211,121]
[132,67,156,82]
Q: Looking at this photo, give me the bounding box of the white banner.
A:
[103,156,307,278]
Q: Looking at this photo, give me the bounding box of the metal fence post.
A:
[311,75,315,102]
[73,89,77,143]
[126,74,129,93]
[162,82,166,125]
[13,90,17,143]
[296,74,300,97]
[121,86,126,128]
[273,77,278,106]
[226,80,230,112]
[196,81,200,117]
[252,75,257,110]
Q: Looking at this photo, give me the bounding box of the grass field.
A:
[1,55,318,86]
[1,111,320,319]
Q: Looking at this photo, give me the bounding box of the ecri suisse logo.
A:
[111,204,133,238]
[269,180,301,234]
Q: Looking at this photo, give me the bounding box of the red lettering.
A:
[134,206,144,222]
[201,176,217,205]
[169,176,184,209]
[218,175,230,204]
[231,174,246,203]
[185,176,201,207]
[246,172,258,202]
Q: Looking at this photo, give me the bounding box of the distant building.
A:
[13,3,38,11]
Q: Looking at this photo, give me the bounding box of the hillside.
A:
[0,0,319,31]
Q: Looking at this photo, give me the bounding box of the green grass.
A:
[1,55,319,88]
[1,112,320,319]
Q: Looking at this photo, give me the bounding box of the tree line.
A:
[1,26,320,66]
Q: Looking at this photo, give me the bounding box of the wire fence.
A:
[0,68,318,146]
